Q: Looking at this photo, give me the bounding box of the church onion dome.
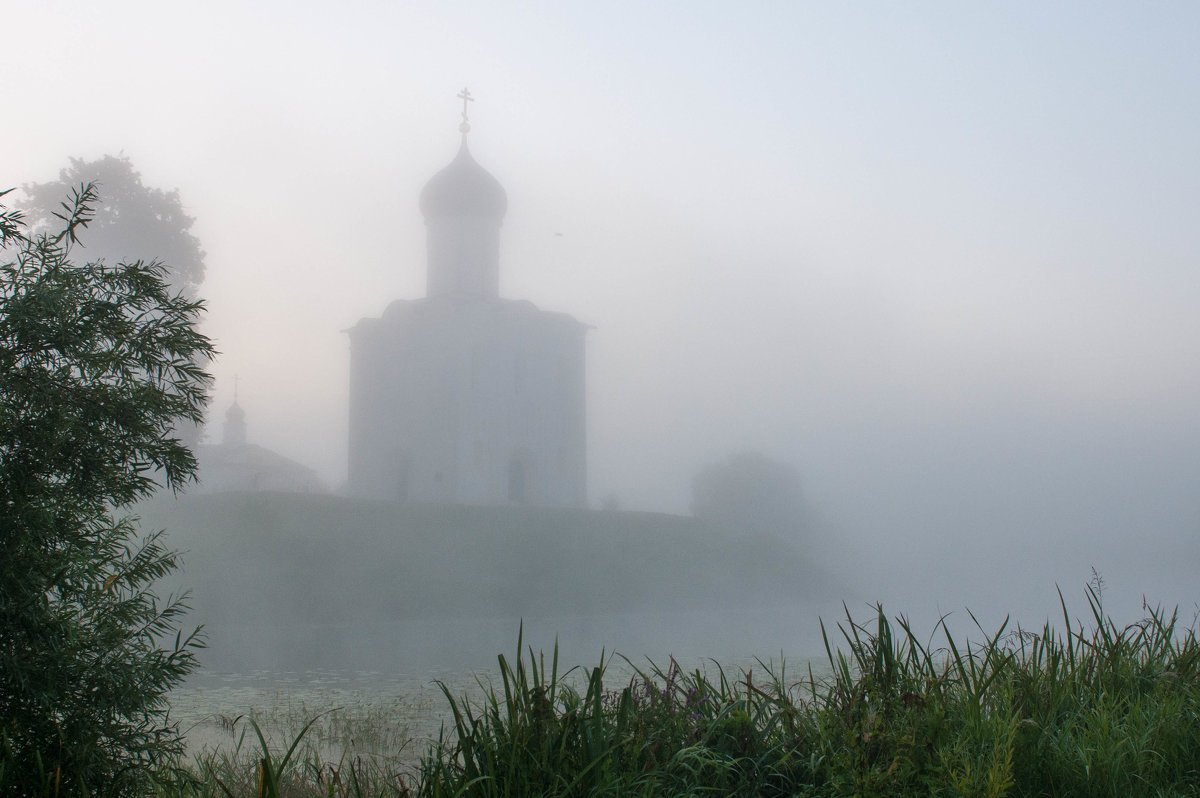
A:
[419,141,508,221]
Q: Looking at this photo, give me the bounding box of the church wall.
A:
[349,310,460,501]
[348,299,586,507]
[474,309,585,507]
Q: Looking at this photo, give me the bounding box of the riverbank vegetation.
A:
[160,585,1198,797]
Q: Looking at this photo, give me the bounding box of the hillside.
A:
[135,493,837,669]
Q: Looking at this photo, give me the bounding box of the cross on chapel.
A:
[458,87,474,134]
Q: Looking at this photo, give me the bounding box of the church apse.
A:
[348,91,587,507]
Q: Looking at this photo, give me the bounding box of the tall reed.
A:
[158,585,1200,796]
[416,589,1200,797]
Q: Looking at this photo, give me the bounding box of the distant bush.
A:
[691,451,806,538]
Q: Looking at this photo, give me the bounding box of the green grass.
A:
[149,584,1200,797]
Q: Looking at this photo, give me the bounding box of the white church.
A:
[347,94,588,507]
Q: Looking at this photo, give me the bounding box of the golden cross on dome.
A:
[457,87,474,134]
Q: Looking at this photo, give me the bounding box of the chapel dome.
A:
[419,142,508,221]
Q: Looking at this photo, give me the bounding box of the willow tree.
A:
[0,184,214,795]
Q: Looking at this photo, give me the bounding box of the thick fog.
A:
[6,3,1198,635]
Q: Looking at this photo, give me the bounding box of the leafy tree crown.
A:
[22,155,206,298]
[1,183,214,795]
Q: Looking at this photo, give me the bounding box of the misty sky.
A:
[6,2,1198,621]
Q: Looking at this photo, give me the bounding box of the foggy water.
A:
[173,668,455,767]
[191,606,830,676]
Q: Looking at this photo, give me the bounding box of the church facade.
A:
[347,107,587,507]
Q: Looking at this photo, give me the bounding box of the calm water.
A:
[172,668,467,767]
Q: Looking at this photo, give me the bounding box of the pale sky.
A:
[5,1,1199,622]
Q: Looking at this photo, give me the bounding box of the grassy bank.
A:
[156,585,1199,797]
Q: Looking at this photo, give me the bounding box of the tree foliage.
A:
[22,155,206,299]
[691,451,806,538]
[0,184,214,795]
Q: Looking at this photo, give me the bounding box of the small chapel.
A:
[347,92,587,507]
[195,388,326,495]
